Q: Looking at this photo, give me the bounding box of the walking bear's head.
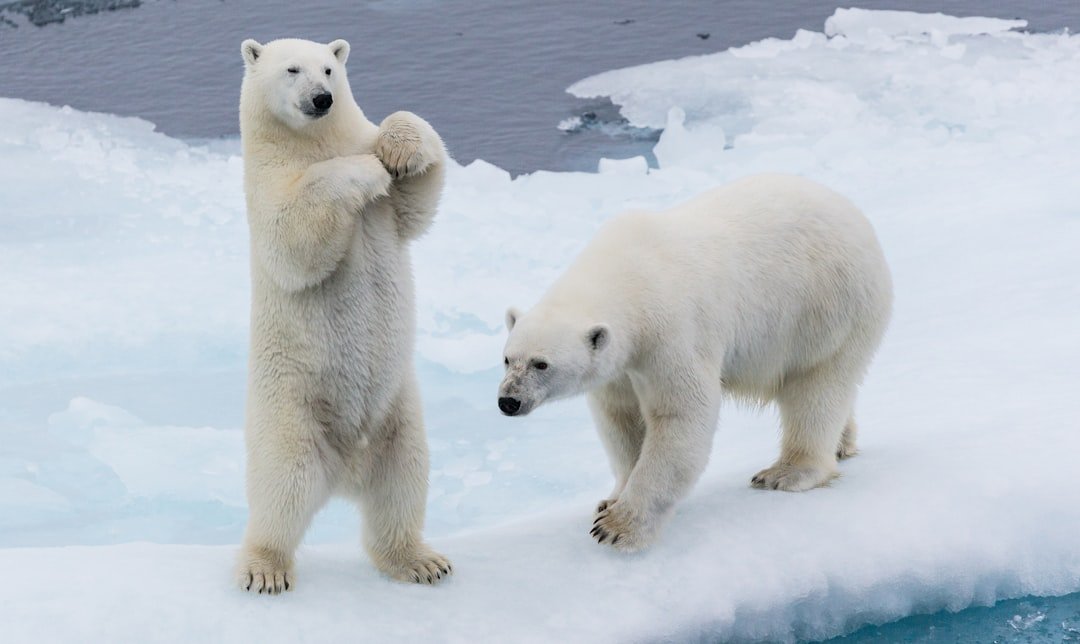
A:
[498,306,612,417]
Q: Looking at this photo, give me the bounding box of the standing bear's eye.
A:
[534,361,548,371]
[503,357,509,366]
[287,67,299,74]
[325,68,332,76]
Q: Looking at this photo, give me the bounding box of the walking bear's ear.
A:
[586,325,610,352]
[505,307,522,332]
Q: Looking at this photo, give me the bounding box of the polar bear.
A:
[499,174,892,552]
[236,37,450,593]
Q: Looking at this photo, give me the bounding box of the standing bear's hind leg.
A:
[350,379,451,585]
[237,412,333,594]
[751,370,856,492]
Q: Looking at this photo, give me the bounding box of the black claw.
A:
[771,481,780,490]
[413,573,420,583]
[245,574,253,591]
[612,535,620,545]
[427,575,433,583]
[284,579,290,591]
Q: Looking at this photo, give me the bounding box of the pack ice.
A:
[1,8,1078,643]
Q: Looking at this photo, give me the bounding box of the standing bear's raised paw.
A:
[590,500,659,552]
[375,111,442,179]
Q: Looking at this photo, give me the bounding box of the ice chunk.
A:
[824,8,1027,44]
[651,106,727,169]
[597,155,648,175]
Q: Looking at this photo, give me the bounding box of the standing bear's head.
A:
[240,38,353,132]
[498,306,614,417]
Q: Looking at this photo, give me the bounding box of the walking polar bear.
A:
[499,174,892,552]
[236,37,450,593]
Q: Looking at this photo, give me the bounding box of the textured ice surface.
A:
[2,8,1080,642]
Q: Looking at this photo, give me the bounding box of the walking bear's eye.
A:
[325,68,332,76]
[534,361,548,371]
[287,67,299,74]
[503,357,509,366]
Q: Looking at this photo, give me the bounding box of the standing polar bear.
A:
[237,37,450,593]
[499,174,892,552]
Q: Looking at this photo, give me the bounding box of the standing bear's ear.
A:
[241,39,263,68]
[329,39,350,64]
[586,325,610,352]
[505,307,522,332]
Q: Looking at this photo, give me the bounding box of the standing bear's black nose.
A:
[498,397,521,416]
[312,92,333,111]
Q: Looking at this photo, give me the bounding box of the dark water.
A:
[1,0,1078,174]
[822,591,1080,643]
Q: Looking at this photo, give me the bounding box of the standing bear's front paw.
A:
[590,500,659,552]
[375,111,442,179]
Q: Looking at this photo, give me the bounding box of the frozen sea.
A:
[2,0,1080,173]
[1,4,1080,643]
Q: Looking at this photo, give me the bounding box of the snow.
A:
[2,7,1080,642]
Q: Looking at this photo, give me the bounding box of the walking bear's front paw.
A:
[590,500,658,552]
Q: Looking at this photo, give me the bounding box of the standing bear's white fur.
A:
[499,174,892,552]
[236,37,450,593]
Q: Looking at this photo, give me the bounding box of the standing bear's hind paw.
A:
[236,546,293,595]
[374,546,453,585]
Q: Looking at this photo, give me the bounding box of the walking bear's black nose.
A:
[313,93,333,111]
[498,397,521,415]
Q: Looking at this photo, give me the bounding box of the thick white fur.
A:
[500,174,892,552]
[237,38,450,594]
